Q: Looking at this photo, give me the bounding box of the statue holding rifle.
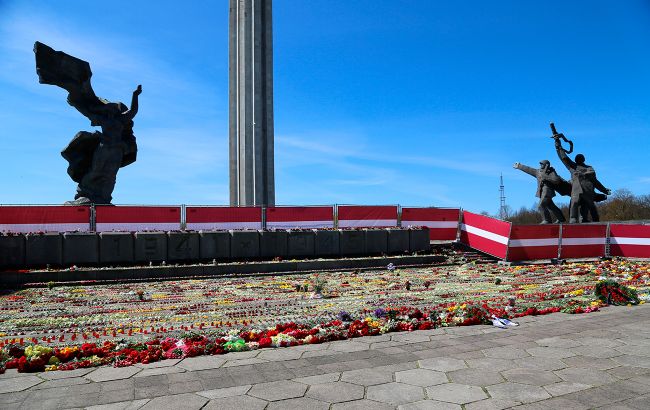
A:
[34,41,141,205]
[550,123,611,223]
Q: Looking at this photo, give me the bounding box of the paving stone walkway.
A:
[1,304,649,409]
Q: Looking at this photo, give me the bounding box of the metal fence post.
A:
[333,204,339,229]
[90,204,96,232]
[505,221,513,262]
[605,222,611,258]
[455,207,463,242]
[397,204,402,228]
[557,224,563,260]
[180,204,186,230]
[261,206,267,230]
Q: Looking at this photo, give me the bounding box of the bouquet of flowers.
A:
[595,279,639,305]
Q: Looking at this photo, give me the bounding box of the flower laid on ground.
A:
[311,274,326,294]
[0,257,648,373]
[595,279,640,305]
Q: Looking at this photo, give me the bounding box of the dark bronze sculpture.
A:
[551,123,611,223]
[513,160,568,223]
[34,42,141,205]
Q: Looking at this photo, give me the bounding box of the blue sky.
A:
[0,0,649,214]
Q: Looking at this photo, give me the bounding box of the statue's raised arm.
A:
[554,135,576,170]
[513,162,538,177]
[124,85,142,120]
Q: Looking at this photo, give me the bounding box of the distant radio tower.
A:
[499,174,507,220]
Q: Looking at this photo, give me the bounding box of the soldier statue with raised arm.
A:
[34,41,141,205]
[551,123,611,223]
[513,160,568,223]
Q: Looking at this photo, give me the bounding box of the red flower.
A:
[258,337,272,348]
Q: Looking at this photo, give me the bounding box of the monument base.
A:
[0,228,432,286]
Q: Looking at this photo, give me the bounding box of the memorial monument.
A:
[229,0,275,206]
[551,124,611,223]
[34,41,141,205]
[513,160,568,223]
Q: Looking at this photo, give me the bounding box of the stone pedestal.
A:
[26,233,62,267]
[365,229,388,255]
[387,229,410,254]
[134,232,167,263]
[63,232,99,266]
[314,230,339,256]
[288,231,315,257]
[259,230,287,258]
[410,228,431,253]
[340,230,366,256]
[230,230,260,258]
[0,235,25,268]
[167,232,200,262]
[199,231,231,260]
[99,232,134,264]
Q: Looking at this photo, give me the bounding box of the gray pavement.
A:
[1,304,649,409]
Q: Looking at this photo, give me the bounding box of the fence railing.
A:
[3,205,648,260]
[0,204,460,239]
[459,211,650,260]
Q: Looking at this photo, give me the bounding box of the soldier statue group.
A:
[514,123,611,224]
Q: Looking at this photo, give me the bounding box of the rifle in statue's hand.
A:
[550,122,573,154]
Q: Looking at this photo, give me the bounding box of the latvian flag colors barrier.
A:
[95,206,181,232]
[337,205,398,228]
[609,224,650,258]
[0,206,90,233]
[559,224,607,259]
[185,206,262,231]
[459,211,510,259]
[401,207,460,240]
[507,224,560,262]
[266,206,334,229]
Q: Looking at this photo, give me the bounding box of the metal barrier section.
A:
[95,206,181,232]
[265,206,334,229]
[459,211,511,259]
[185,206,262,231]
[0,205,90,233]
[609,223,650,258]
[559,224,607,259]
[507,224,560,261]
[401,207,460,240]
[337,205,398,228]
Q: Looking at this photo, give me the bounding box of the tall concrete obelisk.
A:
[229,0,275,206]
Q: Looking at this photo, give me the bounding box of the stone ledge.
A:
[1,254,445,287]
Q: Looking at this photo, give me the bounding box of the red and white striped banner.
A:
[559,224,607,259]
[337,205,398,228]
[401,207,459,240]
[266,206,333,229]
[609,224,650,258]
[507,224,560,261]
[0,206,90,233]
[95,206,181,232]
[185,206,262,231]
[460,211,511,259]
